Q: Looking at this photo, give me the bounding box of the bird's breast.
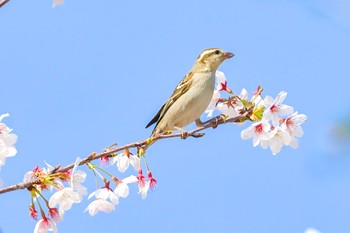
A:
[170,71,215,127]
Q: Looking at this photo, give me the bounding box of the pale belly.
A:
[159,72,215,130]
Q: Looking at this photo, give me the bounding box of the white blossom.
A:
[263,91,294,126]
[88,186,119,205]
[138,181,150,199]
[84,199,115,216]
[33,218,57,233]
[114,175,138,198]
[111,152,140,173]
[261,126,292,155]
[70,157,88,196]
[49,187,82,211]
[281,112,307,138]
[0,113,17,169]
[241,120,272,147]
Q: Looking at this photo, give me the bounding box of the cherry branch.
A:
[0,0,9,8]
[0,114,248,195]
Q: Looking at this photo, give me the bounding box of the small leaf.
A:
[250,105,265,122]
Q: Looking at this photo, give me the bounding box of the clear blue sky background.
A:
[1,0,350,232]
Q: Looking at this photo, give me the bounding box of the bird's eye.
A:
[214,50,221,55]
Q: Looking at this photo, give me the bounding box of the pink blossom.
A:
[137,169,150,199]
[215,71,232,93]
[29,204,38,220]
[241,120,272,147]
[263,91,294,126]
[100,156,109,166]
[33,217,57,233]
[48,208,63,223]
[84,199,115,216]
[147,171,157,191]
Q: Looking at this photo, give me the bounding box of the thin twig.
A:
[0,114,248,195]
[0,0,9,8]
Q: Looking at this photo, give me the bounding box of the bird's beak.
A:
[223,52,234,60]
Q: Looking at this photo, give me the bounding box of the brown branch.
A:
[0,114,248,195]
[0,0,9,8]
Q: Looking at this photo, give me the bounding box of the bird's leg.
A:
[174,126,188,139]
[195,118,204,127]
[210,116,220,129]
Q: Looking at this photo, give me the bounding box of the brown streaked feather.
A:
[145,72,194,131]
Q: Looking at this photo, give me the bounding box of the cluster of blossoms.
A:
[0,113,17,170]
[26,148,156,233]
[205,71,307,155]
[24,159,85,233]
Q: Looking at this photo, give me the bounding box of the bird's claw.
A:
[210,117,219,129]
[180,131,188,139]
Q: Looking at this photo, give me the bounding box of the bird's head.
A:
[194,48,234,71]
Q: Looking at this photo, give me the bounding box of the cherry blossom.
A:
[147,171,157,191]
[260,126,292,155]
[216,88,248,119]
[33,217,57,233]
[114,175,138,198]
[48,187,82,211]
[138,181,150,199]
[43,162,65,191]
[215,70,232,93]
[137,169,150,199]
[110,150,140,173]
[241,120,272,147]
[84,199,115,216]
[70,157,88,196]
[100,156,109,166]
[263,91,294,126]
[48,208,63,222]
[281,111,307,138]
[216,102,240,119]
[23,167,52,193]
[281,112,307,149]
[0,113,18,168]
[29,204,38,220]
[88,182,119,205]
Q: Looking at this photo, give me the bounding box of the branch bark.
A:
[0,114,248,195]
[0,0,9,8]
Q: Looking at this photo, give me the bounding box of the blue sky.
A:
[1,0,350,232]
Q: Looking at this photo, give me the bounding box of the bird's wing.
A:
[145,71,194,129]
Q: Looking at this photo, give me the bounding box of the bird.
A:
[146,48,234,137]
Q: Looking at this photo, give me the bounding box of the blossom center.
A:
[255,124,263,133]
[270,105,279,113]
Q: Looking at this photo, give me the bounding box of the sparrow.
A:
[146,48,234,137]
